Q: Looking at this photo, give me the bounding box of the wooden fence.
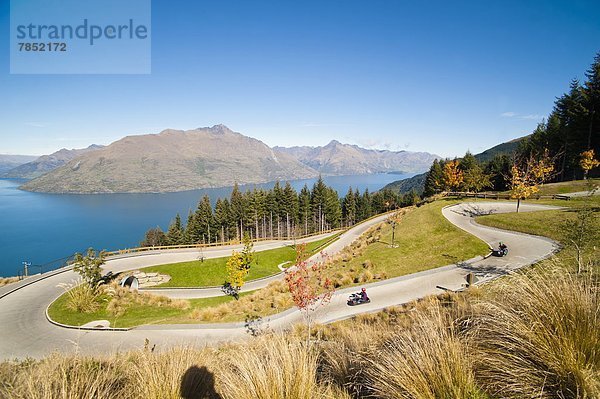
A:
[104,228,343,258]
[442,192,571,201]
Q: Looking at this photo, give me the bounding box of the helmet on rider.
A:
[361,287,366,292]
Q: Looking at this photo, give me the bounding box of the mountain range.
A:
[16,125,439,194]
[274,141,438,175]
[2,145,104,180]
[0,155,38,175]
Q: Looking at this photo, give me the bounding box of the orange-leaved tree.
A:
[284,243,334,345]
[443,159,464,192]
[509,150,554,212]
[580,149,600,180]
[223,234,254,298]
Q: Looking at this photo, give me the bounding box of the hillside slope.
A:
[383,135,528,194]
[381,172,427,194]
[474,135,528,163]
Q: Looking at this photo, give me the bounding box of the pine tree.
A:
[323,187,341,229]
[485,154,511,191]
[342,187,357,226]
[265,189,278,238]
[424,159,445,196]
[230,183,245,240]
[460,152,491,192]
[195,195,214,244]
[311,176,327,232]
[214,198,231,243]
[298,184,311,235]
[358,188,372,220]
[166,213,184,245]
[282,182,299,237]
[583,52,600,153]
[183,210,200,244]
[273,181,285,238]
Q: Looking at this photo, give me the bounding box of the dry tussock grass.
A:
[0,277,19,287]
[469,264,600,398]
[58,281,103,313]
[2,353,132,399]
[105,285,189,317]
[217,333,343,399]
[362,306,484,399]
[129,346,220,399]
[191,280,292,322]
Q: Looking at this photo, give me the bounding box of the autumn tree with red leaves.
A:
[284,243,334,345]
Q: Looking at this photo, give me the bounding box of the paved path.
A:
[560,189,599,198]
[0,203,561,359]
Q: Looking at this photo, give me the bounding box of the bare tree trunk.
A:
[304,213,308,235]
[255,210,259,240]
[588,107,594,150]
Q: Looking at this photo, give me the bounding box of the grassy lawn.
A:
[476,196,600,243]
[331,200,490,280]
[534,178,599,195]
[47,290,254,328]
[142,233,341,288]
[498,178,599,196]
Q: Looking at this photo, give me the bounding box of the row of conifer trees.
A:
[141,177,420,247]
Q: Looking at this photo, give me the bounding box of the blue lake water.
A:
[0,173,410,277]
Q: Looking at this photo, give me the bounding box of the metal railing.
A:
[16,254,76,280]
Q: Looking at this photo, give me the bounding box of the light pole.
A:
[386,216,398,248]
[22,261,31,277]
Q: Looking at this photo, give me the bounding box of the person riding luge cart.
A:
[347,287,370,306]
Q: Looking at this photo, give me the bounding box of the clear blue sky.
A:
[1,0,599,157]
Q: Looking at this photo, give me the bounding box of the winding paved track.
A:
[0,202,560,359]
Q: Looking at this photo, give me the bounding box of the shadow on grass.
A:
[180,365,222,399]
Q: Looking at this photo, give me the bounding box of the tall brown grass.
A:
[190,280,292,322]
[58,280,103,313]
[105,285,189,317]
[469,265,600,398]
[0,277,19,287]
[128,347,220,399]
[217,334,340,399]
[362,306,484,399]
[2,353,132,399]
